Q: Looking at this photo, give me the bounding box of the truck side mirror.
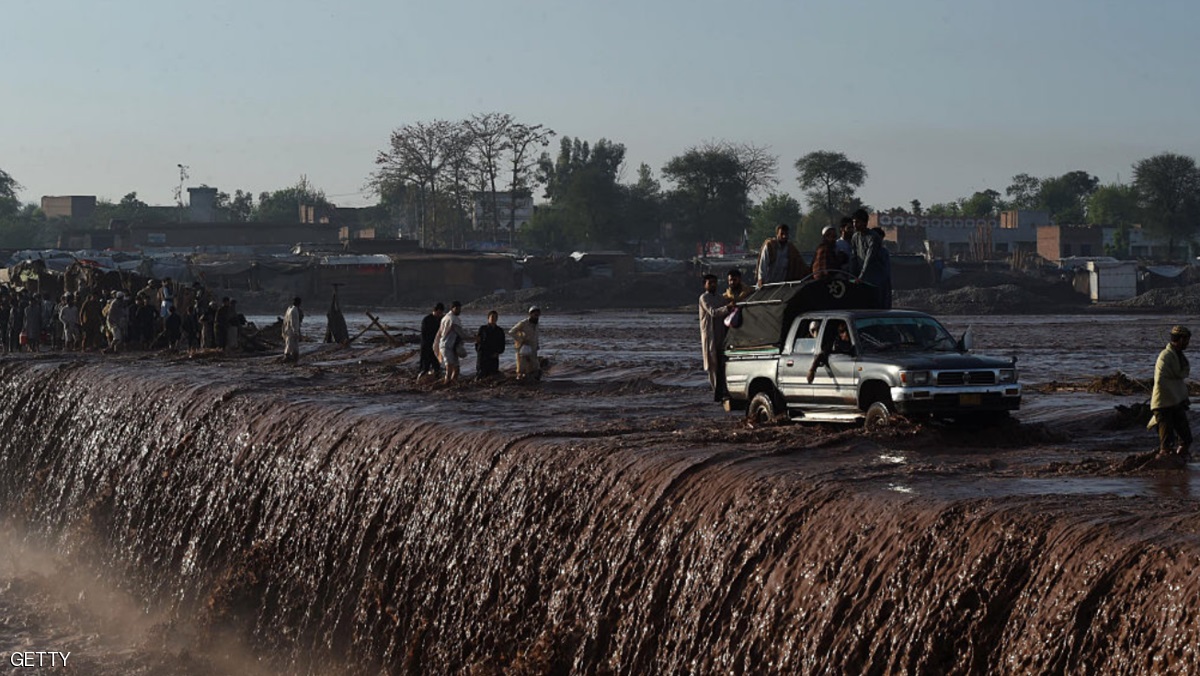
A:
[958,327,975,352]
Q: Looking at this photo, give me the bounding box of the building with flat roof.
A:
[40,196,97,225]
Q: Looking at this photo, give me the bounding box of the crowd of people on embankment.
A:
[0,277,256,356]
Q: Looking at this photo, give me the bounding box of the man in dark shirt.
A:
[215,297,231,349]
[164,305,183,349]
[419,302,445,378]
[475,310,506,379]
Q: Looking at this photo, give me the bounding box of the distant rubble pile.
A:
[1114,282,1200,313]
[896,284,1050,315]
[895,270,1085,315]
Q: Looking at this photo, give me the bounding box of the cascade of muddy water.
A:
[1,358,1200,673]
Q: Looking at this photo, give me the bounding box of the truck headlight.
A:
[900,370,930,386]
[999,369,1017,383]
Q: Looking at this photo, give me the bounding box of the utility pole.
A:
[175,164,190,223]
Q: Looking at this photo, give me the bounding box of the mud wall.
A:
[1,360,1198,673]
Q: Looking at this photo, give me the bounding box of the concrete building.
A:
[473,191,533,234]
[40,196,96,225]
[187,186,220,222]
[873,210,1041,259]
[1037,225,1103,262]
[126,221,341,249]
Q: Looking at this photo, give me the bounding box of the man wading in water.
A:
[282,297,303,363]
[1150,325,1192,464]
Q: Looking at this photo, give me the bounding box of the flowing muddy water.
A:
[1,311,1199,673]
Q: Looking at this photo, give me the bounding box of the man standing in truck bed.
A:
[755,224,809,287]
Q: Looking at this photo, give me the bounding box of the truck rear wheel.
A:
[747,392,780,426]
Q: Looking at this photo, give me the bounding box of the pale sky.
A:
[3,0,1197,212]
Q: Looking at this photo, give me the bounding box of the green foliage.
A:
[216,189,255,222]
[520,206,574,252]
[0,168,20,220]
[925,202,961,217]
[253,176,333,222]
[534,136,628,249]
[794,150,867,227]
[1005,173,1041,210]
[958,189,1004,217]
[1087,184,1139,227]
[662,144,751,247]
[749,193,804,248]
[89,192,151,228]
[1038,170,1098,223]
[623,163,663,245]
[1002,171,1097,223]
[0,203,49,249]
[1133,152,1200,256]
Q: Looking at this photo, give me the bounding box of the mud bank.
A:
[2,358,1200,673]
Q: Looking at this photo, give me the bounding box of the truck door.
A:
[778,317,820,405]
[810,319,859,407]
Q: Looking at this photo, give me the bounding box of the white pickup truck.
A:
[722,280,1020,427]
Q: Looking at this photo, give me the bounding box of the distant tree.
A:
[663,144,752,250]
[1087,184,1139,227]
[713,140,778,197]
[215,188,254,222]
[1133,152,1200,258]
[794,151,867,227]
[254,176,334,222]
[373,119,461,246]
[228,189,254,222]
[1038,170,1099,223]
[503,122,555,239]
[623,163,664,248]
[520,206,571,253]
[0,168,20,219]
[91,192,151,226]
[1005,173,1042,210]
[466,112,513,240]
[749,192,804,248]
[910,199,922,216]
[534,136,627,248]
[959,189,1004,218]
[925,202,962,217]
[0,203,47,249]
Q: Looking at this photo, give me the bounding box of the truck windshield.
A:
[853,316,957,352]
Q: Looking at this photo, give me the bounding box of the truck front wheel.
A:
[747,392,781,426]
[864,400,893,431]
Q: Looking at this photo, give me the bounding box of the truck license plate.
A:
[959,394,982,406]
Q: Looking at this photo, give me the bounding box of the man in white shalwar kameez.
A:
[699,274,733,401]
[435,300,473,384]
[282,297,303,363]
[509,306,542,382]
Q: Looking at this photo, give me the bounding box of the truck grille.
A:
[937,371,996,386]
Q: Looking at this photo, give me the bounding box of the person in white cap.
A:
[509,306,542,382]
[811,225,841,280]
[1150,325,1192,461]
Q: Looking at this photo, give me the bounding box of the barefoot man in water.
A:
[1151,325,1191,462]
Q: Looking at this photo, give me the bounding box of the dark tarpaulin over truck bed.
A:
[725,278,881,349]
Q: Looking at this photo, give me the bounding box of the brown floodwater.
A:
[1,311,1198,673]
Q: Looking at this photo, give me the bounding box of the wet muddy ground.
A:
[3,310,1199,672]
